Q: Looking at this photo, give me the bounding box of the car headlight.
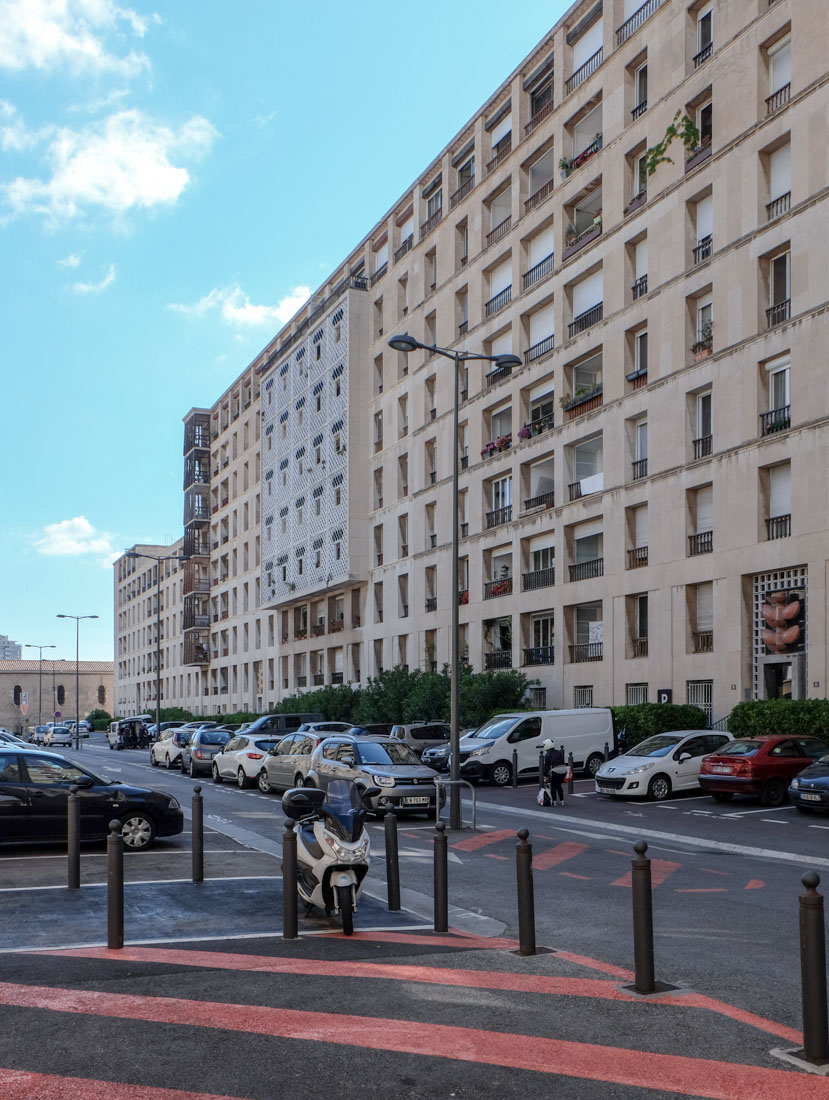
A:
[468,747,489,757]
[627,762,656,775]
[790,778,799,789]
[373,775,395,787]
[325,836,368,862]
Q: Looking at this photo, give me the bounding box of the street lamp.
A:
[24,643,56,734]
[124,550,189,738]
[56,615,99,750]
[388,333,522,829]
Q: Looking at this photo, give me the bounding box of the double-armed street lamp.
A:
[24,643,56,734]
[56,614,99,750]
[387,333,522,830]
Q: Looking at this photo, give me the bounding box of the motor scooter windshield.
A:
[322,779,367,842]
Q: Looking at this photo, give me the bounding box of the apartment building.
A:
[115,0,829,724]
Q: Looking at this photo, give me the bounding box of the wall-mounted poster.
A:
[761,588,805,654]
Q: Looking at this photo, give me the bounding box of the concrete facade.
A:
[0,660,113,734]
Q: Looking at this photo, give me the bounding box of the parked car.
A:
[0,747,183,850]
[700,735,829,806]
[147,721,185,741]
[789,750,829,813]
[213,734,283,788]
[389,722,451,758]
[256,730,330,793]
[295,721,353,735]
[180,728,234,778]
[595,730,733,801]
[32,726,50,745]
[107,716,152,750]
[44,726,74,747]
[306,734,442,815]
[0,732,27,747]
[240,712,325,738]
[149,727,195,769]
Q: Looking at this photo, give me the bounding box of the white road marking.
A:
[723,805,795,818]
[809,825,829,830]
[760,819,790,825]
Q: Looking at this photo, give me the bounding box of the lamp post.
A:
[123,550,189,737]
[56,615,99,751]
[24,643,56,736]
[388,333,522,829]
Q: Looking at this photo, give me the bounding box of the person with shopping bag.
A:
[542,737,567,806]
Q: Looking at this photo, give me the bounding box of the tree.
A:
[354,666,423,724]
[86,708,112,731]
[459,668,533,728]
[402,671,451,722]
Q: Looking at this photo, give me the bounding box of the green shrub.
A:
[85,708,112,731]
[610,703,709,748]
[727,699,829,743]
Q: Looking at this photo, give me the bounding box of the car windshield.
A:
[322,778,367,843]
[469,718,518,740]
[201,732,232,746]
[715,740,764,756]
[356,742,422,767]
[628,735,683,757]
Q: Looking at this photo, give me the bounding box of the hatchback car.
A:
[149,728,195,769]
[699,735,829,805]
[789,750,829,813]
[44,726,74,747]
[213,734,283,788]
[389,722,451,758]
[306,734,441,814]
[257,731,329,793]
[0,747,183,850]
[180,728,234,778]
[595,731,733,801]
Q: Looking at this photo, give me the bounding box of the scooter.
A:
[281,780,378,935]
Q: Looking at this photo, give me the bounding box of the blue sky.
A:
[0,0,566,661]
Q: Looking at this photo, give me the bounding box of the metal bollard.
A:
[567,752,575,796]
[631,841,655,993]
[192,785,204,884]
[434,822,449,933]
[282,819,298,940]
[384,809,401,911]
[107,819,124,950]
[67,784,80,890]
[516,828,536,956]
[800,871,829,1063]
[512,748,518,789]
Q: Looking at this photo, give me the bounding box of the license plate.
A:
[598,785,616,793]
[712,765,732,773]
[801,793,822,802]
[402,796,430,805]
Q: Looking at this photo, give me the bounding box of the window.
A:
[527,150,554,205]
[634,62,647,114]
[697,99,712,148]
[695,294,713,349]
[570,434,603,499]
[626,683,648,705]
[689,485,713,555]
[574,686,594,708]
[632,237,648,299]
[694,194,713,262]
[530,77,553,120]
[695,390,712,457]
[458,157,474,189]
[766,463,792,540]
[98,685,106,705]
[531,542,555,574]
[492,475,512,511]
[633,417,648,478]
[695,5,713,65]
[427,189,442,221]
[763,355,790,435]
[690,582,713,652]
[767,251,791,326]
[767,36,791,111]
[628,504,648,569]
[57,685,65,705]
[634,330,648,374]
[767,143,791,219]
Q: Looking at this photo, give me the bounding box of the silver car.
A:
[257,731,328,793]
[306,734,442,815]
[389,722,451,758]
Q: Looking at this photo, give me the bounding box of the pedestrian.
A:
[542,738,567,806]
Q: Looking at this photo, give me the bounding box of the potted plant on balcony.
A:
[294,630,307,641]
[565,221,579,245]
[559,156,573,180]
[691,321,714,361]
[495,434,512,451]
[517,424,532,441]
[480,440,497,459]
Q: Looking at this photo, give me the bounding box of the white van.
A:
[457,708,616,786]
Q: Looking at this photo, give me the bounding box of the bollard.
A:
[800,871,829,1063]
[192,785,204,884]
[67,784,80,890]
[282,819,298,940]
[567,752,575,796]
[538,749,545,783]
[512,748,518,790]
[604,741,610,761]
[434,821,448,933]
[384,809,401,911]
[516,828,536,956]
[107,819,124,950]
[631,840,655,993]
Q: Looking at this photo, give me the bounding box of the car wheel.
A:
[294,774,305,788]
[212,764,222,784]
[761,778,786,807]
[188,760,196,778]
[257,770,271,793]
[490,761,512,787]
[711,791,733,802]
[586,753,604,777]
[150,751,158,767]
[237,767,251,789]
[647,774,672,801]
[165,754,174,770]
[120,813,156,852]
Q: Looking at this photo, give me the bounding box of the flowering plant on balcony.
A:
[458,589,469,605]
[481,441,497,458]
[294,630,307,641]
[691,321,714,357]
[495,434,511,451]
[488,579,512,597]
[517,424,532,440]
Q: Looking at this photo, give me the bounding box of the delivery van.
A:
[457,708,616,786]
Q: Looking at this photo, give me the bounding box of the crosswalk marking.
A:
[451,828,515,852]
[611,858,681,890]
[533,841,589,871]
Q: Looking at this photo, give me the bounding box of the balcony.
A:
[486,139,512,175]
[485,286,512,317]
[525,99,555,135]
[485,650,512,670]
[693,435,712,460]
[616,0,660,45]
[484,577,513,599]
[524,645,555,666]
[429,533,437,548]
[329,618,345,634]
[767,300,791,327]
[450,176,474,208]
[461,454,469,469]
[310,623,325,637]
[627,546,648,569]
[693,235,713,264]
[766,83,790,115]
[625,189,647,217]
[523,252,554,291]
[565,49,602,96]
[523,566,555,591]
[631,636,649,658]
[486,216,512,248]
[760,406,790,436]
[523,489,555,511]
[632,458,648,480]
[486,505,512,529]
[394,235,414,263]
[688,531,713,556]
[693,630,713,653]
[458,588,469,605]
[312,674,324,686]
[569,558,603,582]
[519,413,555,443]
[685,142,712,173]
[564,385,603,419]
[766,192,791,221]
[631,100,648,120]
[460,522,469,538]
[562,221,602,262]
[562,136,602,178]
[369,262,387,288]
[525,179,554,214]
[425,596,438,613]
[420,209,443,239]
[693,42,713,68]
[524,334,555,364]
[486,361,513,386]
[632,274,648,300]
[568,302,603,339]
[766,514,791,540]
[569,642,603,663]
[331,672,344,685]
[458,320,468,336]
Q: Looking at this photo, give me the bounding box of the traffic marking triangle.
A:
[744,879,765,890]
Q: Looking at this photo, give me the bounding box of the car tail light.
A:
[246,752,264,760]
[731,761,751,776]
[195,749,203,759]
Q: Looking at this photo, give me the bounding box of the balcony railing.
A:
[568,301,603,338]
[524,334,555,364]
[569,642,603,663]
[688,531,713,556]
[312,674,324,686]
[524,645,555,666]
[524,489,555,511]
[685,142,712,173]
[486,216,512,247]
[523,566,555,591]
[420,209,443,238]
[331,672,344,685]
[525,99,555,135]
[461,454,469,469]
[631,636,649,658]
[394,235,413,263]
[460,522,469,538]
[693,435,712,460]
[569,558,603,582]
[632,458,648,480]
[425,596,438,612]
[632,274,648,300]
[459,320,468,336]
[766,192,791,221]
[485,650,512,670]
[760,405,790,436]
[430,533,437,548]
[565,48,602,95]
[369,262,387,287]
[693,630,714,653]
[631,99,648,120]
[486,362,512,386]
[766,513,792,540]
[766,83,791,115]
[525,179,554,214]
[616,0,660,44]
[628,546,648,569]
[450,176,475,208]
[767,299,791,327]
[485,285,512,317]
[486,139,512,174]
[486,505,512,528]
[484,577,513,599]
[565,386,603,419]
[523,252,554,290]
[562,221,601,261]
[693,42,713,67]
[297,676,307,688]
[310,624,325,637]
[458,588,469,605]
[693,235,713,264]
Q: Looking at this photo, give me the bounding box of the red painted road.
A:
[612,858,681,889]
[0,1070,248,1100]
[532,841,590,870]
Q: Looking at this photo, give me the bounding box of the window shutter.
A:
[529,149,555,191]
[770,40,791,93]
[635,239,648,279]
[696,583,714,631]
[572,19,603,70]
[696,195,713,239]
[574,518,604,540]
[769,465,791,518]
[572,271,603,315]
[696,486,713,532]
[400,216,414,241]
[529,302,556,344]
[490,115,512,146]
[375,242,388,268]
[634,506,648,548]
[529,533,554,553]
[530,224,556,265]
[529,380,554,402]
[489,260,512,296]
[769,145,791,200]
[490,331,512,357]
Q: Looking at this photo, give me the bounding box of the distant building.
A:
[0,636,22,660]
[0,660,114,733]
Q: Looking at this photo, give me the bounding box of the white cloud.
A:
[169,283,311,328]
[0,0,154,77]
[34,516,117,566]
[3,108,217,223]
[0,99,37,151]
[57,252,81,267]
[72,262,115,293]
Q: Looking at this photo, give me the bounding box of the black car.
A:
[0,748,184,851]
[789,750,829,813]
[180,728,234,777]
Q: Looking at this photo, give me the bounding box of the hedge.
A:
[610,703,709,749]
[727,699,829,744]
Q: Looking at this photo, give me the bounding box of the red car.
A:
[699,735,828,806]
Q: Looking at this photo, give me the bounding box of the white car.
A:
[44,726,74,747]
[149,728,192,768]
[595,730,733,801]
[212,734,283,788]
